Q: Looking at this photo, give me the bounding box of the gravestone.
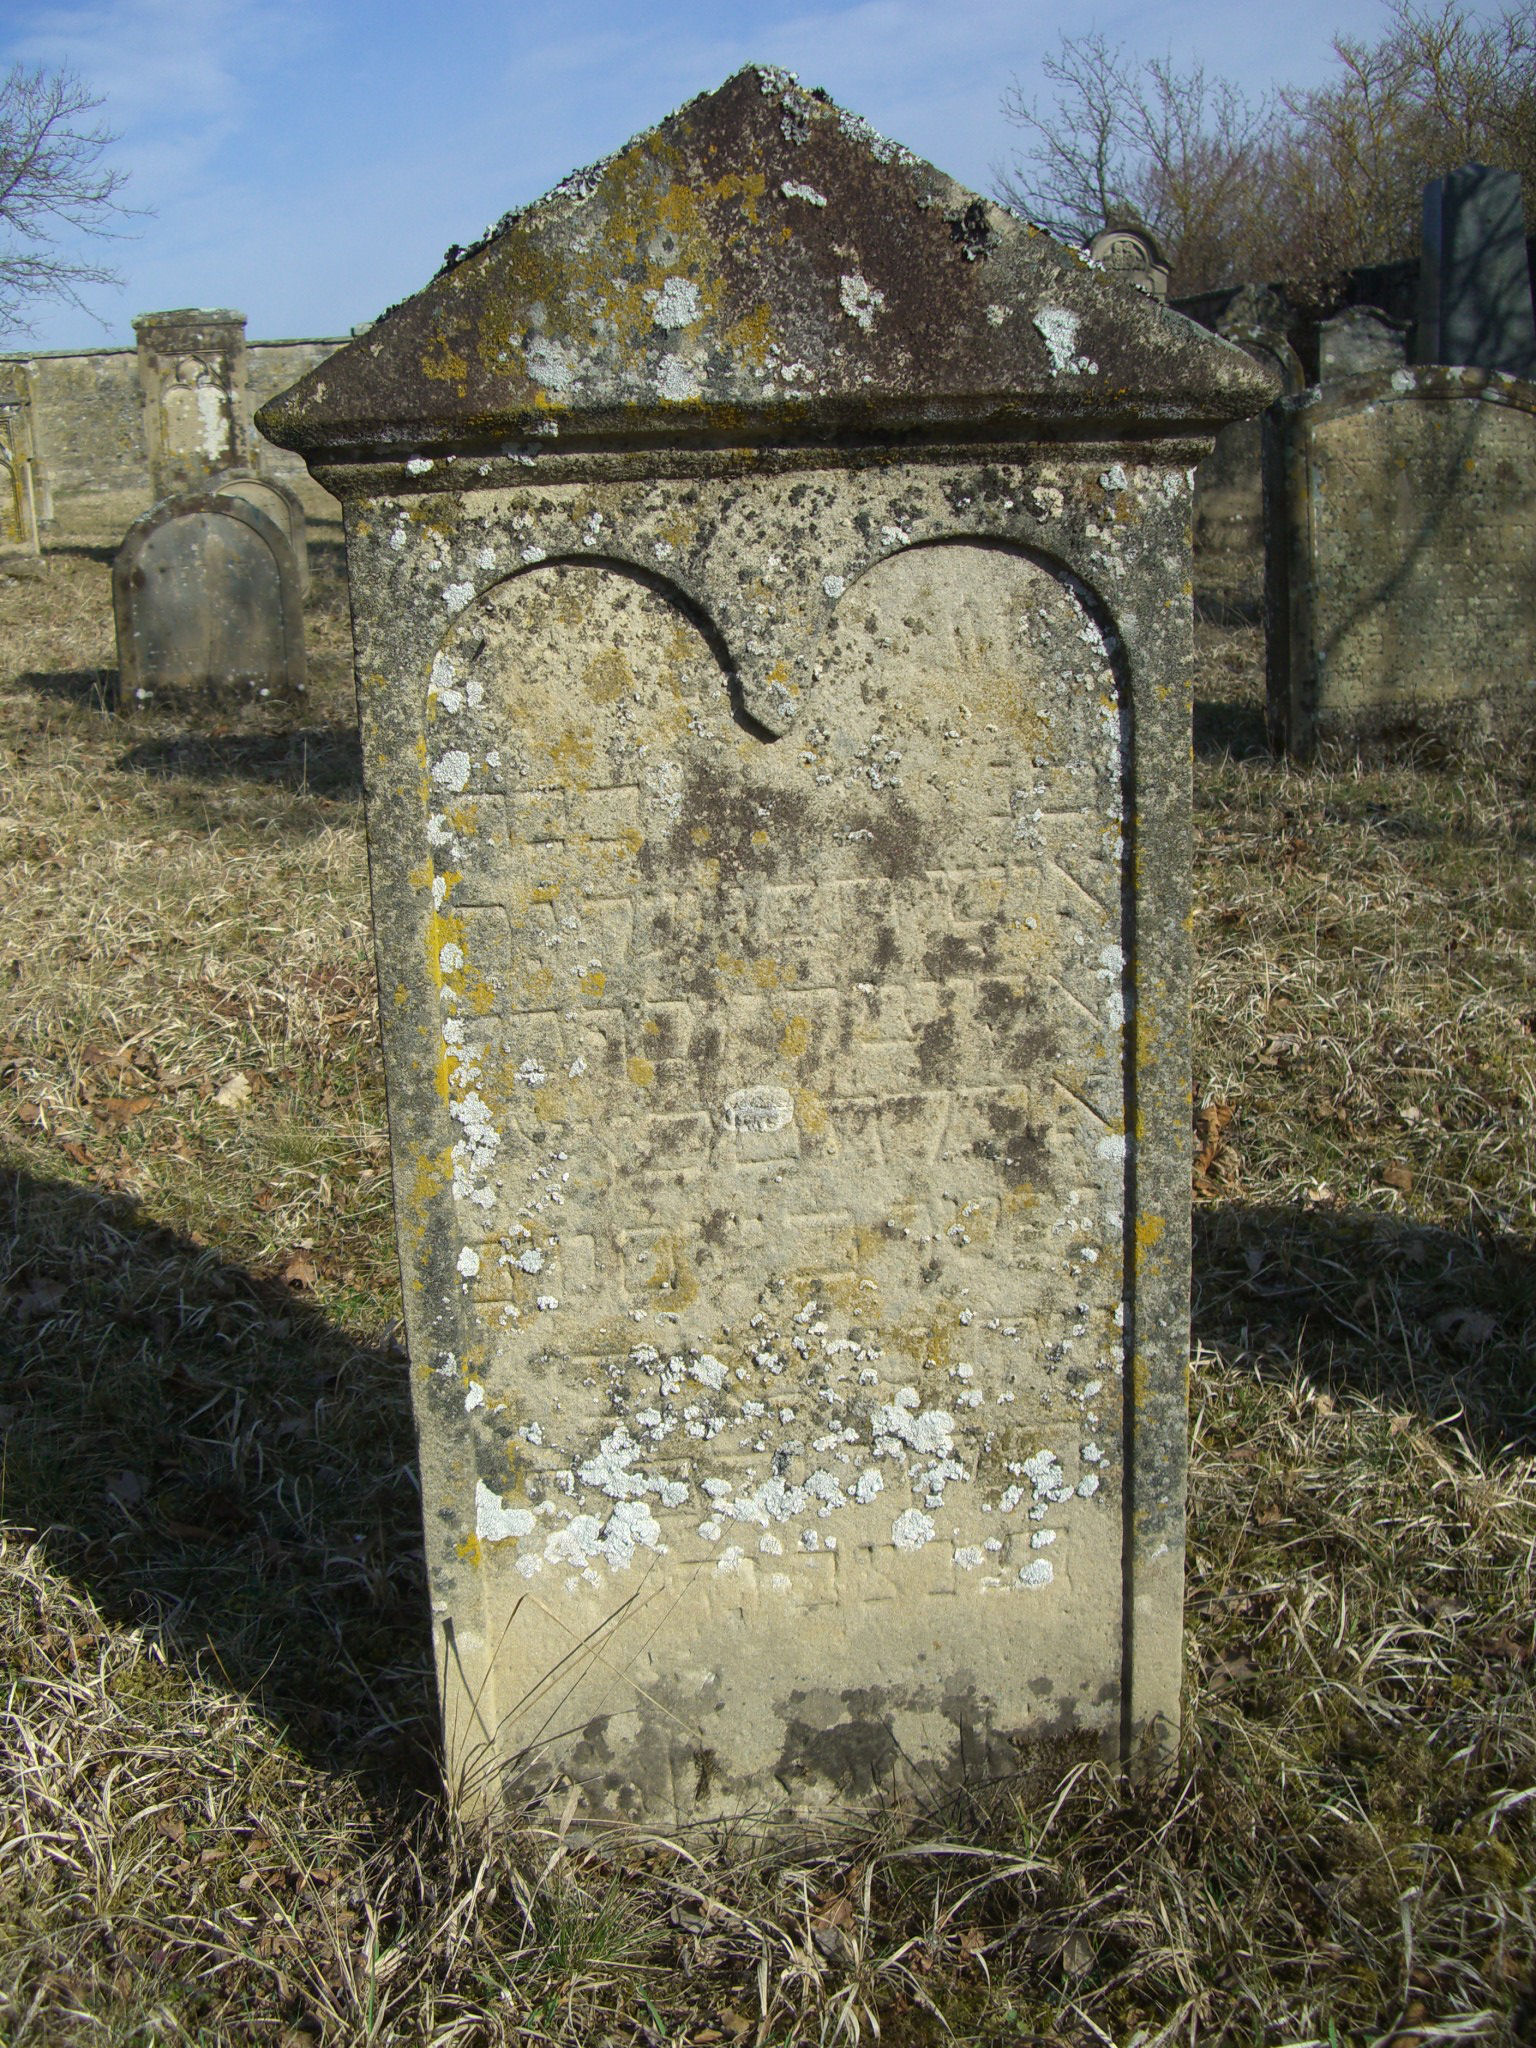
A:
[1318,306,1408,382]
[133,308,252,500]
[1087,225,1170,301]
[1266,365,1536,755]
[259,66,1271,1823]
[113,492,305,711]
[1415,165,1536,379]
[0,360,40,557]
[1194,298,1303,552]
[212,469,310,591]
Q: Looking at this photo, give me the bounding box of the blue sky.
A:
[0,0,1486,349]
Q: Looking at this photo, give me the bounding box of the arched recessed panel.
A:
[421,546,1128,1820]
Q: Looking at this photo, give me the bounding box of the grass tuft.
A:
[0,536,1530,2042]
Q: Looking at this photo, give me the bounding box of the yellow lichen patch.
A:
[543,729,596,786]
[582,648,632,703]
[690,825,711,846]
[421,333,470,389]
[580,969,607,998]
[778,1014,810,1059]
[751,957,782,990]
[642,1017,661,1037]
[627,1055,655,1087]
[793,1086,827,1135]
[1134,1214,1166,1274]
[644,1233,698,1309]
[715,952,747,980]
[456,1532,483,1569]
[750,828,769,848]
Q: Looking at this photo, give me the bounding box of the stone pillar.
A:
[134,308,251,500]
[1415,165,1536,379]
[259,67,1272,1824]
[0,360,41,555]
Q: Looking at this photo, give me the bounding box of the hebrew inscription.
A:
[421,541,1127,1815]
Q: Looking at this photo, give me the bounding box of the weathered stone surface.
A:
[112,491,305,712]
[1265,365,1536,755]
[1415,165,1536,380]
[259,66,1272,1823]
[133,309,251,500]
[212,468,309,590]
[1318,306,1407,382]
[0,360,40,556]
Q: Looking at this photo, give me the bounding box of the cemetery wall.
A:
[0,334,348,534]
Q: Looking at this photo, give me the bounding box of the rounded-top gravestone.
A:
[112,491,306,713]
[212,468,309,591]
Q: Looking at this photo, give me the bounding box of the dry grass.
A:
[0,535,1531,2044]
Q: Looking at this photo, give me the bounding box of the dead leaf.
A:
[214,1072,252,1111]
[279,1250,319,1292]
[1193,1100,1234,1184]
[1389,1414,1412,1436]
[1314,1393,1336,1416]
[17,1100,42,1126]
[1434,1306,1498,1350]
[61,1139,90,1166]
[93,1093,155,1127]
[1380,1162,1414,1193]
[107,1470,147,1508]
[12,1278,66,1319]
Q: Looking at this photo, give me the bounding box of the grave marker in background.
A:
[1266,366,1536,755]
[260,67,1271,1823]
[113,492,305,712]
[134,309,252,501]
[0,361,40,558]
[1415,165,1536,379]
[1318,307,1408,382]
[212,469,310,591]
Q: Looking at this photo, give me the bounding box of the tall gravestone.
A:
[259,68,1271,1822]
[113,492,305,711]
[1266,366,1536,755]
[134,308,252,501]
[1415,165,1536,379]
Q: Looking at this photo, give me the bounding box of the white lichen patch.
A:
[1018,1557,1055,1589]
[781,180,827,206]
[838,274,885,330]
[1033,307,1097,377]
[649,277,702,329]
[475,1480,535,1544]
[431,750,471,793]
[655,356,702,402]
[892,1508,936,1551]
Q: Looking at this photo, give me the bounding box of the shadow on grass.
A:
[1194,697,1271,762]
[1194,1199,1536,1452]
[116,724,363,797]
[15,666,120,712]
[0,1163,435,1797]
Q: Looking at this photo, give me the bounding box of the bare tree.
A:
[0,63,134,338]
[997,3,1536,296]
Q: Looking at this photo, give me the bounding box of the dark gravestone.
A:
[212,469,310,592]
[112,492,306,712]
[1319,306,1407,381]
[1416,164,1536,379]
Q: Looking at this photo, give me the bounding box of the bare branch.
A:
[0,62,138,338]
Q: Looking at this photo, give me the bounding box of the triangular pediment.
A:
[259,67,1272,458]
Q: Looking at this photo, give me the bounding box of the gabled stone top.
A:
[258,66,1272,462]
